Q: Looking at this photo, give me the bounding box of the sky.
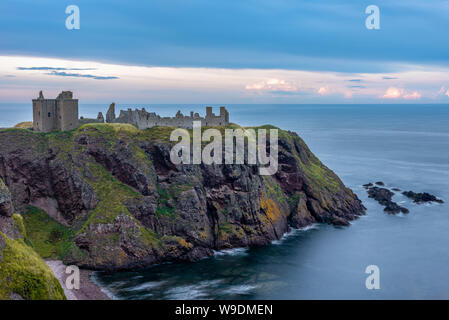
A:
[1,0,449,103]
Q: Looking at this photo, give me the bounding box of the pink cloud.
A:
[382,87,421,100]
[403,91,422,100]
[382,87,403,99]
[245,78,297,92]
[317,87,328,95]
[446,90,449,98]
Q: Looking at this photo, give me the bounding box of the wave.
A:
[213,247,249,257]
[220,284,258,295]
[90,272,119,300]
[271,224,319,245]
[126,281,167,292]
[165,279,223,300]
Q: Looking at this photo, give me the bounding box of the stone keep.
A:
[33,91,79,132]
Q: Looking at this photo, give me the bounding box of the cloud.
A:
[18,67,96,71]
[348,85,365,88]
[317,87,328,95]
[403,91,422,100]
[347,79,362,82]
[437,86,449,97]
[245,78,298,92]
[47,71,119,80]
[382,76,398,80]
[17,66,116,80]
[382,87,404,99]
[3,55,449,103]
[382,87,422,100]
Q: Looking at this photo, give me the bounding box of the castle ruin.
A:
[32,91,230,132]
[32,91,79,132]
[105,103,229,129]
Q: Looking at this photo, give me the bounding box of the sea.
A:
[1,103,448,299]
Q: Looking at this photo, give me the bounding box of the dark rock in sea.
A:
[366,186,409,214]
[363,183,373,189]
[402,191,444,204]
[384,202,409,214]
[367,186,394,203]
[0,124,366,271]
[392,188,401,192]
[375,181,385,186]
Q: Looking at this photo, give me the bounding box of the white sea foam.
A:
[271,224,319,245]
[128,280,167,292]
[213,247,249,256]
[165,279,223,300]
[221,284,257,295]
[165,285,207,300]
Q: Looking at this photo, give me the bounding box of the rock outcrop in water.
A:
[0,124,365,271]
[365,185,409,214]
[402,191,444,204]
[364,182,444,214]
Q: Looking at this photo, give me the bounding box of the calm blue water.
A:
[2,103,449,299]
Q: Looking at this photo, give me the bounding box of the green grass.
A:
[14,121,33,129]
[219,222,233,234]
[22,206,74,260]
[300,157,340,194]
[155,186,176,220]
[0,232,66,300]
[12,214,27,238]
[263,176,286,204]
[78,161,142,230]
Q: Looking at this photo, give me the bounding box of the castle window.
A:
[48,112,51,117]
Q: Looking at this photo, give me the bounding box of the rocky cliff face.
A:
[0,124,365,271]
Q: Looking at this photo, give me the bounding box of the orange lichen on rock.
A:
[260,192,282,222]
[178,237,193,249]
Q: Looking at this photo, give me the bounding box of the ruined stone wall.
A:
[79,112,105,126]
[106,104,229,129]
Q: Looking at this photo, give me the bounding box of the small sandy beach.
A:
[46,260,111,300]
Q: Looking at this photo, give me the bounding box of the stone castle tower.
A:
[32,91,79,132]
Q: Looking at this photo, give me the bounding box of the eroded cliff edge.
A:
[0,124,365,271]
